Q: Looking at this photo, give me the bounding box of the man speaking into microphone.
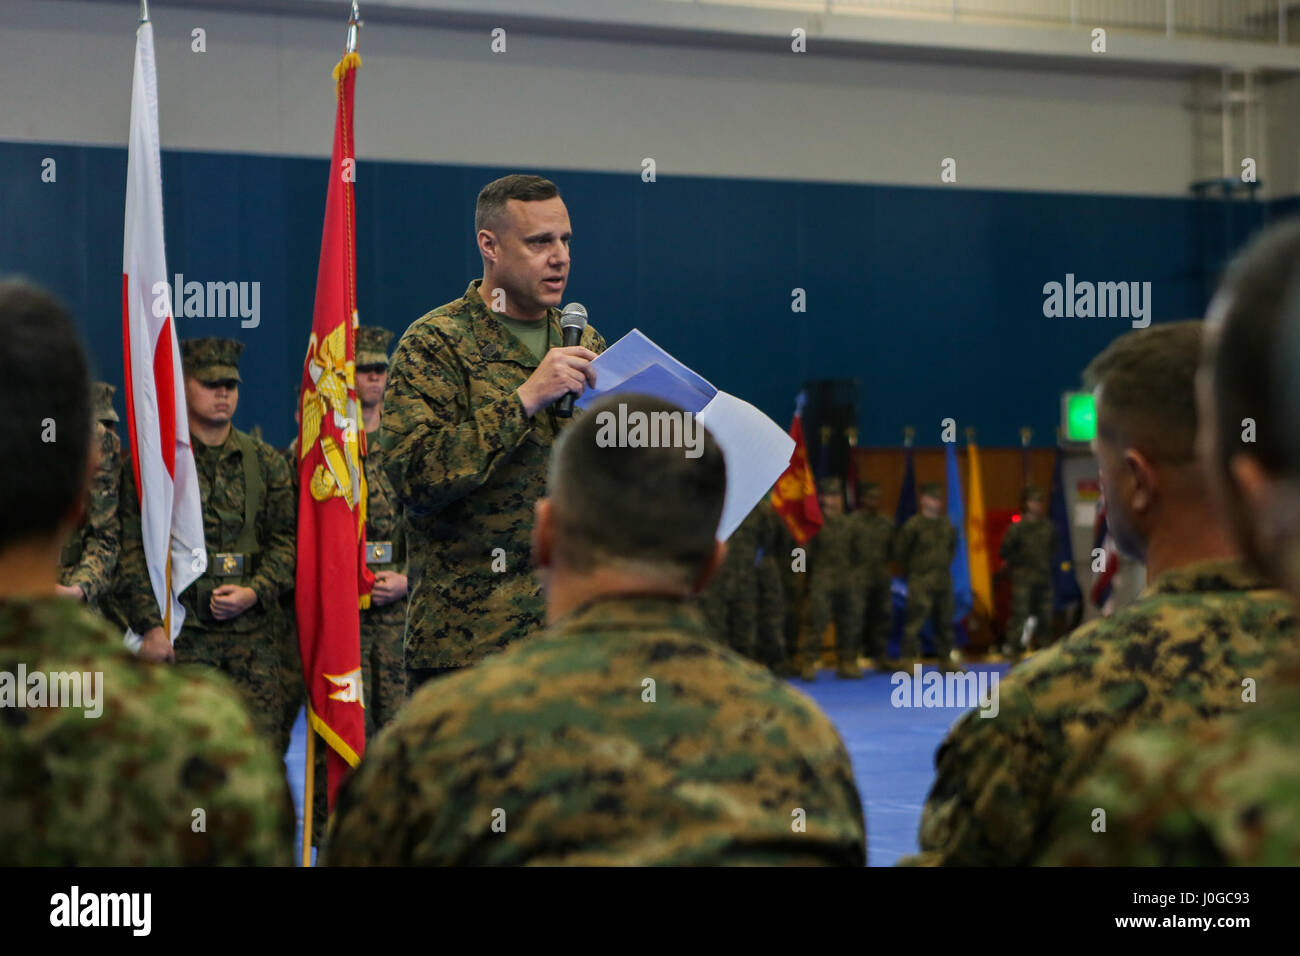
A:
[382,174,605,692]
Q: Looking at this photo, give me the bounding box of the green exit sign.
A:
[1063,391,1096,443]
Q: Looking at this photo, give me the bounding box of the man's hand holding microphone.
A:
[515,303,596,418]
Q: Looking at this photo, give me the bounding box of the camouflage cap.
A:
[356,326,394,368]
[180,337,243,383]
[857,479,881,495]
[920,481,944,497]
[1022,485,1045,504]
[91,381,118,423]
[818,476,844,496]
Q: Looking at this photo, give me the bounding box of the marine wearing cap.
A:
[356,326,393,369]
[181,336,244,384]
[115,334,295,744]
[851,478,895,669]
[92,381,119,424]
[896,479,960,671]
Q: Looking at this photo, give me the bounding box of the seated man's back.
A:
[1039,658,1300,866]
[904,558,1295,866]
[0,595,294,865]
[326,393,866,866]
[326,592,865,865]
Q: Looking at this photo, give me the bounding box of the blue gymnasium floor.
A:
[286,661,1012,866]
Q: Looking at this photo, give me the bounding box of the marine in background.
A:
[699,505,760,659]
[852,480,895,670]
[56,381,121,610]
[998,485,1055,659]
[116,337,296,746]
[802,477,866,680]
[896,481,961,672]
[355,324,409,737]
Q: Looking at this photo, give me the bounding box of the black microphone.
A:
[555,302,588,418]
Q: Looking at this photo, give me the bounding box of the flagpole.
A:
[299,0,365,870]
[139,0,148,23]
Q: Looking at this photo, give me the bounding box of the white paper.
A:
[578,329,795,540]
[696,391,795,540]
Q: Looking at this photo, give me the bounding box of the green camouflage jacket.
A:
[118,428,295,634]
[59,423,121,605]
[1039,657,1300,866]
[380,280,605,669]
[852,509,895,580]
[361,426,406,627]
[0,595,294,864]
[900,558,1296,867]
[323,594,866,865]
[1000,515,1054,580]
[895,513,956,586]
[810,513,865,584]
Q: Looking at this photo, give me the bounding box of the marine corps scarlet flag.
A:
[296,46,374,813]
[770,395,824,545]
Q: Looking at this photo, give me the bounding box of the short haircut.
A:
[1082,321,1203,465]
[475,174,560,234]
[547,393,727,583]
[1211,217,1300,478]
[0,279,91,551]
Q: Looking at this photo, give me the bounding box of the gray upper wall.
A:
[3,0,1296,197]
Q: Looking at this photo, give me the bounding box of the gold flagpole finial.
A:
[346,1,363,53]
[139,0,149,23]
[965,426,976,443]
[1020,426,1033,447]
[903,425,915,448]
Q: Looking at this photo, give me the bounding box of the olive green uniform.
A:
[900,558,1297,866]
[804,513,867,668]
[119,428,296,745]
[1040,657,1300,866]
[359,426,407,737]
[59,420,121,609]
[896,513,957,659]
[0,595,293,865]
[700,506,760,658]
[853,508,895,661]
[324,595,866,865]
[381,280,604,684]
[1000,514,1055,650]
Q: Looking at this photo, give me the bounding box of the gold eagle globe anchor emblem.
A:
[301,320,363,506]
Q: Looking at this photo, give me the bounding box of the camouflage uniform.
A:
[1000,500,1055,652]
[776,505,807,670]
[323,595,866,865]
[0,595,294,864]
[117,339,296,746]
[899,558,1297,866]
[700,506,760,658]
[896,507,957,660]
[275,436,303,756]
[58,383,121,608]
[753,498,788,671]
[381,280,604,683]
[356,325,408,737]
[804,513,866,671]
[1039,658,1300,866]
[853,484,895,663]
